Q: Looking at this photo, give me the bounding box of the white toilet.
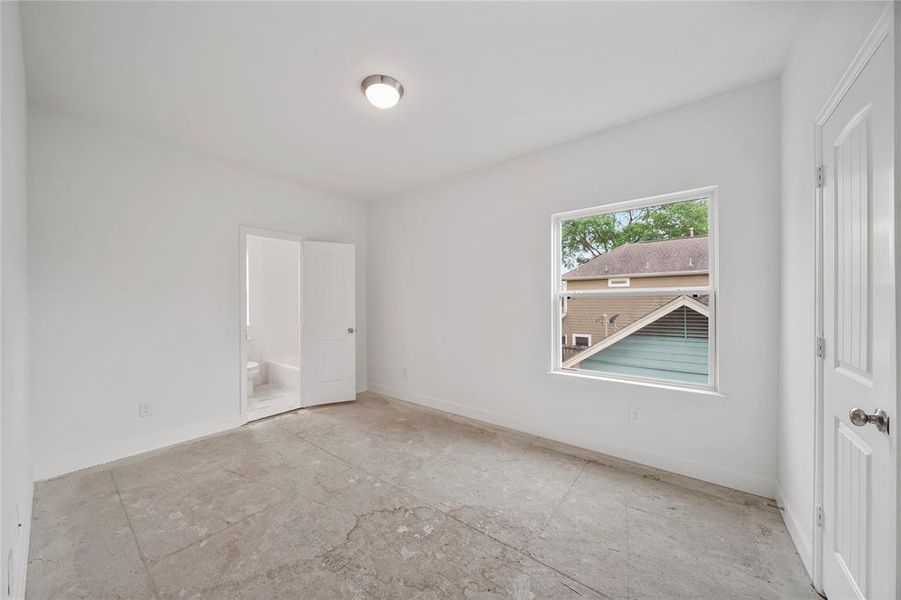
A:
[247,361,261,396]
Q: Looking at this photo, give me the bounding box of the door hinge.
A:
[815,336,826,359]
[815,165,825,189]
[816,505,824,528]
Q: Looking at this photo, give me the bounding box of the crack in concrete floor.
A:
[27,392,817,599]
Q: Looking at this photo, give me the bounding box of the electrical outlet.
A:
[629,407,642,424]
[138,403,153,418]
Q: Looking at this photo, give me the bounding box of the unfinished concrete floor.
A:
[27,393,816,599]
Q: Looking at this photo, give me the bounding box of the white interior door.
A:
[302,241,356,406]
[821,27,895,600]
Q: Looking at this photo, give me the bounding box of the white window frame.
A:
[571,333,592,347]
[607,277,630,288]
[550,186,719,391]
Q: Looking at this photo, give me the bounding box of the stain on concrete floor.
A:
[27,392,818,599]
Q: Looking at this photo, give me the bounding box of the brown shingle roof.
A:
[562,236,709,280]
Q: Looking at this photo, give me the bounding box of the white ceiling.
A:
[22,1,819,201]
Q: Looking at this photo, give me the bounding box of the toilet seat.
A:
[246,361,261,396]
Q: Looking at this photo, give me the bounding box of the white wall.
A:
[369,80,781,497]
[247,234,300,369]
[29,108,368,480]
[777,0,890,577]
[1,2,32,597]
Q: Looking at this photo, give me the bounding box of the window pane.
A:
[558,196,711,386]
[560,197,709,277]
[561,293,711,385]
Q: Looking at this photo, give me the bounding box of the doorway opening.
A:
[240,227,303,422]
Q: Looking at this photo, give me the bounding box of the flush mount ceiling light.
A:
[361,74,404,109]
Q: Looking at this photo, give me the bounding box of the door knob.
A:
[347,327,355,334]
[849,408,889,433]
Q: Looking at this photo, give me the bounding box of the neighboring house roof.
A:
[563,236,708,280]
[561,295,709,369]
[579,334,709,385]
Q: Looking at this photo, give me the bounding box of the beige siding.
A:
[562,295,677,347]
[566,273,709,290]
[561,273,710,356]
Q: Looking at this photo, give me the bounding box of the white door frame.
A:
[239,225,304,423]
[812,5,893,593]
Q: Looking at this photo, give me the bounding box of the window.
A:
[572,334,592,347]
[552,188,716,389]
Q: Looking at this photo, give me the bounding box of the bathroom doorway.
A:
[240,227,303,422]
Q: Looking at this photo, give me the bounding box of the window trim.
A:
[550,186,719,392]
[607,277,630,288]
[571,333,592,347]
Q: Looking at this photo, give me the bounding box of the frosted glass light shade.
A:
[361,74,403,109]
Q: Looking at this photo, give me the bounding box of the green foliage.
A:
[562,199,708,269]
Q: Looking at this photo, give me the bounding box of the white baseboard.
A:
[34,413,244,481]
[368,383,776,498]
[33,382,371,482]
[774,484,814,579]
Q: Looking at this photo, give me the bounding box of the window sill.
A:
[547,369,726,402]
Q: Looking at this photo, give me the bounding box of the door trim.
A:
[239,225,304,423]
[812,5,893,593]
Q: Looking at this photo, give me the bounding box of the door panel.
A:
[832,419,872,594]
[832,107,871,379]
[821,28,895,600]
[302,241,356,406]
